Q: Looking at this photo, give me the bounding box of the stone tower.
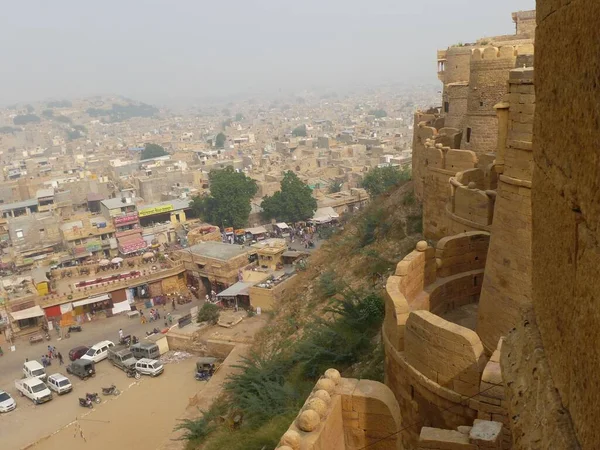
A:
[476,67,534,353]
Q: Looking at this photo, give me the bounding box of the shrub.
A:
[197,303,220,324]
[318,270,341,297]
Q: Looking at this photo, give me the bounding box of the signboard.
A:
[178,313,192,328]
[138,204,174,218]
[114,213,138,226]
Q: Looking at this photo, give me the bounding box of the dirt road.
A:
[23,358,202,450]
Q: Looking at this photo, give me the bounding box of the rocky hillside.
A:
[184,181,422,450]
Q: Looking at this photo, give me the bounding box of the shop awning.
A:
[245,226,267,235]
[10,305,45,321]
[73,294,111,308]
[275,222,289,230]
[217,281,255,298]
[118,235,147,255]
[311,207,340,224]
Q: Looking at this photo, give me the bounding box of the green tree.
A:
[13,114,40,125]
[197,303,221,324]
[369,109,387,118]
[328,181,343,194]
[292,125,307,137]
[42,109,54,118]
[235,113,244,121]
[189,166,258,228]
[140,143,168,160]
[361,166,411,197]
[54,115,72,124]
[261,171,317,223]
[215,132,226,148]
[25,104,34,113]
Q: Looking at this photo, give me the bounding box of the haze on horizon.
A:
[0,0,534,106]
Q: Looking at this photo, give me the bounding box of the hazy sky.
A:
[0,0,535,105]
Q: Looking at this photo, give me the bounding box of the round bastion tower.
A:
[439,46,472,130]
[461,46,521,153]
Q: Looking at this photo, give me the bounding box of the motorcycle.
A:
[44,333,51,341]
[68,325,82,333]
[78,397,93,408]
[131,336,139,345]
[126,368,141,380]
[119,336,131,346]
[86,392,101,404]
[101,385,120,396]
[195,370,213,381]
[145,328,160,337]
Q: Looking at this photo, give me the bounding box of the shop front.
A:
[72,293,114,318]
[10,305,46,331]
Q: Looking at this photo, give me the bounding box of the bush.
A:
[198,303,220,324]
[318,270,342,297]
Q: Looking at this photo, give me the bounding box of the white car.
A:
[46,373,73,395]
[80,340,115,363]
[0,390,16,413]
[22,360,47,381]
[135,358,164,377]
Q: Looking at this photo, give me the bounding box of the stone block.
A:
[419,427,477,450]
[469,419,503,448]
[344,426,366,448]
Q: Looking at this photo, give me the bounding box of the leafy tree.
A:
[13,114,40,125]
[54,115,72,124]
[140,143,168,160]
[328,181,343,194]
[42,109,54,118]
[189,166,258,228]
[261,171,317,223]
[361,166,411,197]
[292,125,307,137]
[67,130,83,141]
[0,126,18,134]
[215,132,226,149]
[235,113,244,121]
[197,303,221,324]
[222,118,232,129]
[25,104,34,113]
[369,109,387,118]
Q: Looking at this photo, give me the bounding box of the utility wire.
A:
[356,383,501,450]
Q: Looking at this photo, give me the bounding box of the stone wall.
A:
[276,369,401,450]
[404,311,487,397]
[499,1,598,448]
[445,83,469,131]
[476,68,534,353]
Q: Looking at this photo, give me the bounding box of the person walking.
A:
[58,352,63,366]
[140,312,146,324]
[119,328,124,341]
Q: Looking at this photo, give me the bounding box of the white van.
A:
[46,373,73,395]
[80,340,115,363]
[22,361,47,381]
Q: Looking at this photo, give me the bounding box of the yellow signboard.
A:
[138,204,174,217]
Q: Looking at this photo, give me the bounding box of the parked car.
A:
[0,390,16,413]
[14,378,53,405]
[22,360,47,381]
[80,340,114,363]
[68,345,89,361]
[46,373,73,395]
[135,358,164,377]
[107,346,138,375]
[66,359,96,380]
[130,342,160,360]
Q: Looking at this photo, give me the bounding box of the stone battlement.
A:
[276,369,401,450]
[383,238,511,449]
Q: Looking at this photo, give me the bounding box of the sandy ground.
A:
[21,358,202,450]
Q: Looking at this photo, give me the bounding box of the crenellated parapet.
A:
[276,369,401,450]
